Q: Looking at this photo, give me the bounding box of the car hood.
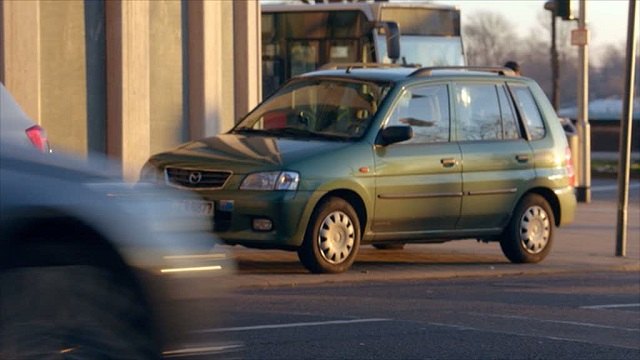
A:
[152,133,352,171]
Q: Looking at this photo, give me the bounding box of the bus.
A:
[261,1,465,96]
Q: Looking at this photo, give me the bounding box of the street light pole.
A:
[551,8,560,110]
[575,0,591,203]
[616,0,637,257]
[544,1,561,111]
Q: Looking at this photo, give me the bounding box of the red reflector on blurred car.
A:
[25,125,49,153]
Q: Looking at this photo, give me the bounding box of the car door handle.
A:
[440,158,457,168]
[516,154,530,163]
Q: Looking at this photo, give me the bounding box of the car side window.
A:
[497,85,522,140]
[454,83,502,141]
[386,84,450,144]
[509,85,546,140]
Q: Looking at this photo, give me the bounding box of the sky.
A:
[434,0,635,64]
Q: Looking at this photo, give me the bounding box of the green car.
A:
[141,66,577,273]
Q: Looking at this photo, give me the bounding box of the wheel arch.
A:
[3,208,133,271]
[0,208,161,347]
[519,187,561,226]
[314,189,368,235]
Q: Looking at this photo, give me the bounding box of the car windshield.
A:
[233,78,390,140]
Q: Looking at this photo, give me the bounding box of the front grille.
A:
[165,167,231,189]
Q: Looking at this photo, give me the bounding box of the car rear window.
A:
[509,85,546,140]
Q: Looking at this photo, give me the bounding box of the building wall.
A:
[149,0,186,155]
[40,0,88,156]
[1,0,42,123]
[0,0,261,181]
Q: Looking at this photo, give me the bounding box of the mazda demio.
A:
[141,65,577,273]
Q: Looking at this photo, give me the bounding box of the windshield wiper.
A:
[234,127,349,141]
[232,128,263,134]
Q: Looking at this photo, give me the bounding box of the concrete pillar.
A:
[0,0,42,121]
[149,0,186,154]
[40,0,88,156]
[105,0,151,181]
[234,0,262,120]
[187,0,225,139]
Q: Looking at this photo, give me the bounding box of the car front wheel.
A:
[298,197,360,273]
[500,194,554,263]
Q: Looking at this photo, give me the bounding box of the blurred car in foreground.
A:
[0,83,50,153]
[0,144,236,358]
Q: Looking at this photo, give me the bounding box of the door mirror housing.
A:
[377,126,413,146]
[375,21,401,63]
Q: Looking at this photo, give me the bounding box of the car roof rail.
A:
[319,62,417,73]
[409,66,516,77]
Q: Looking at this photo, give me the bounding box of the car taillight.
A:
[565,147,576,187]
[25,125,50,153]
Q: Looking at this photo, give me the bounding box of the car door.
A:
[454,82,535,230]
[373,83,463,238]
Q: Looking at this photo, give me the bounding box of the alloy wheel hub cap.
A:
[519,205,550,254]
[318,211,355,264]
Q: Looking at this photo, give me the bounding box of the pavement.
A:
[223,184,640,289]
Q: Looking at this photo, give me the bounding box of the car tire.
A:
[500,194,554,263]
[372,243,405,250]
[297,197,360,273]
[0,265,158,359]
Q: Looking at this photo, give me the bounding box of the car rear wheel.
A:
[0,265,158,359]
[500,194,554,263]
[298,197,360,273]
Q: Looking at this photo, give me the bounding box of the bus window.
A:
[379,8,461,36]
[261,3,465,96]
[289,41,319,77]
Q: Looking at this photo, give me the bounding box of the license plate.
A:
[173,200,214,216]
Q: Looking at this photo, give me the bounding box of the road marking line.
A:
[425,322,640,351]
[163,344,243,358]
[468,312,639,332]
[198,318,392,333]
[581,303,640,309]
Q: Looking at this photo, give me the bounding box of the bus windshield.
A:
[376,36,465,66]
[261,3,465,97]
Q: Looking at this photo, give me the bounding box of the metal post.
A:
[544,0,561,111]
[616,0,637,257]
[551,10,560,111]
[576,0,591,203]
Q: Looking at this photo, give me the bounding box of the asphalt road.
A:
[201,271,640,359]
[173,178,640,359]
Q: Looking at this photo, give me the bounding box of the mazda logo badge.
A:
[188,171,202,184]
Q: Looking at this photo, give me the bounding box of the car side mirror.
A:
[377,126,413,146]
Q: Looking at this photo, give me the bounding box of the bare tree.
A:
[463,11,518,66]
[591,43,628,99]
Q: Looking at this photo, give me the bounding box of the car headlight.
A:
[240,171,299,191]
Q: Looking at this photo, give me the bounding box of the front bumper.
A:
[203,190,316,249]
[135,248,236,355]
